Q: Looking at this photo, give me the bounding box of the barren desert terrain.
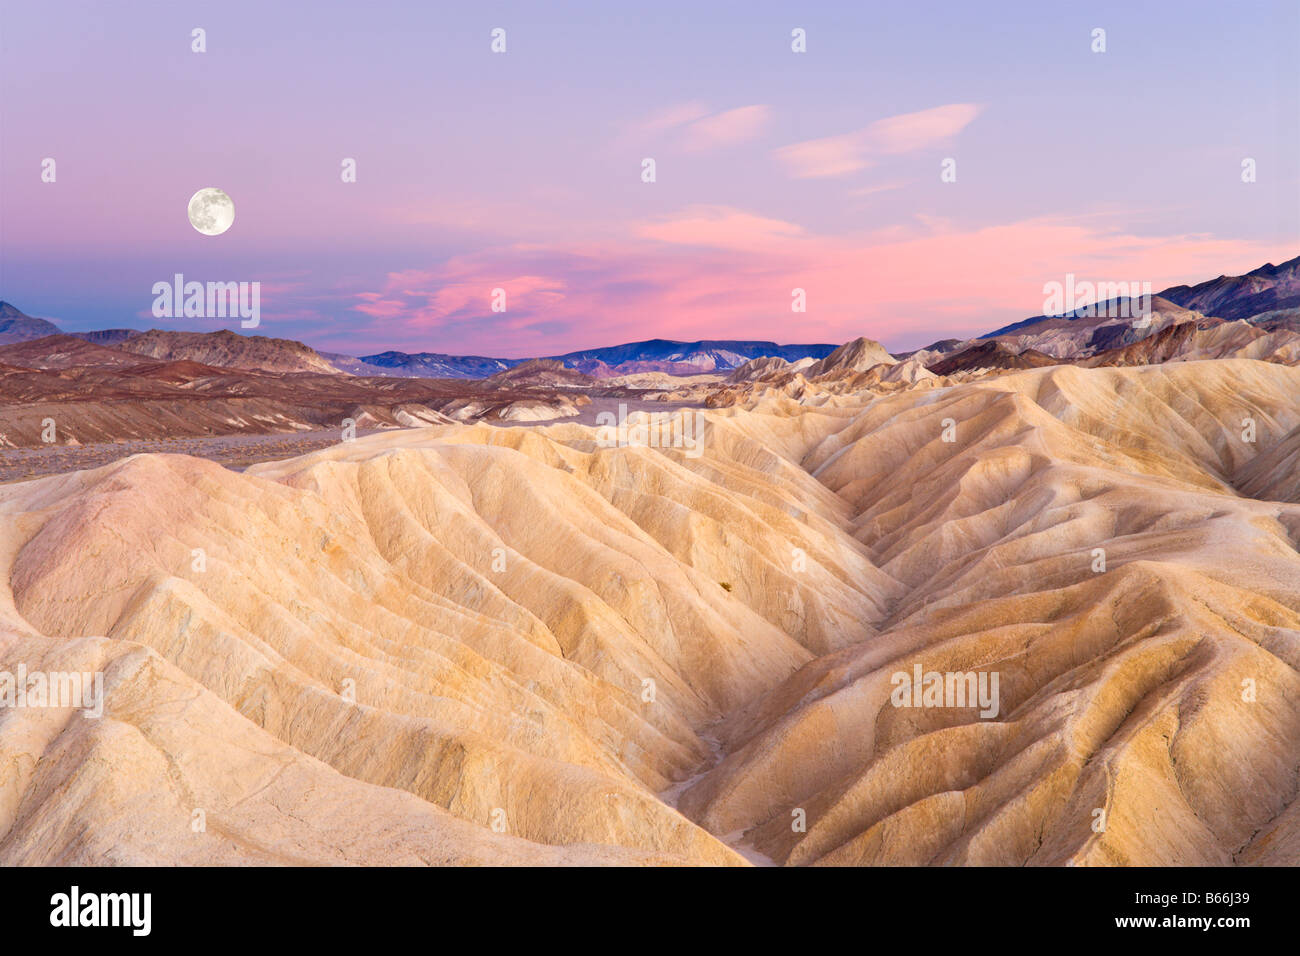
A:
[2,357,1297,865]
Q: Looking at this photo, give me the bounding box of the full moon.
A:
[187,187,235,236]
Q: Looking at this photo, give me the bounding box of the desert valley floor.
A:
[2,359,1299,865]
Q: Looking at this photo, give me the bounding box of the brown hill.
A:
[1088,319,1300,367]
[0,302,62,345]
[0,354,593,451]
[927,340,1060,376]
[68,328,143,346]
[119,329,342,375]
[0,334,143,369]
[481,358,596,387]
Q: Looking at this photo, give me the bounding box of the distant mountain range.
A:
[1161,257,1300,320]
[0,307,839,379]
[335,350,516,379]
[315,339,839,379]
[2,255,1295,379]
[976,255,1300,342]
[552,338,837,374]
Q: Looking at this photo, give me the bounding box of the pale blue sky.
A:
[2,0,1296,354]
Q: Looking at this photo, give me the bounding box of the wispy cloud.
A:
[634,101,711,136]
[636,205,804,250]
[682,105,772,151]
[622,101,772,153]
[775,103,984,178]
[848,180,911,198]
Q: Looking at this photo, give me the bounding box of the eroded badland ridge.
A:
[1,356,1298,865]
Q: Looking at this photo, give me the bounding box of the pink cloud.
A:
[866,103,984,154]
[775,103,984,178]
[620,102,772,154]
[772,133,872,179]
[636,205,804,250]
[682,105,772,151]
[848,181,911,198]
[341,208,1295,356]
[632,101,711,137]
